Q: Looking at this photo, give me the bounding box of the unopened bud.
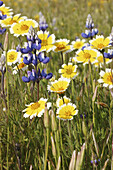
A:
[44,104,49,128]
[51,135,56,157]
[56,156,61,170]
[4,32,8,51]
[50,110,57,131]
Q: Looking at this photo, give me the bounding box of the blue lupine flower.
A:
[22,71,31,82]
[23,53,33,65]
[81,30,91,38]
[38,52,50,64]
[0,1,3,6]
[0,28,6,34]
[0,12,7,20]
[45,73,53,79]
[86,14,94,29]
[39,14,48,31]
[104,49,113,59]
[41,69,53,79]
[21,42,33,54]
[32,54,38,65]
[30,69,38,81]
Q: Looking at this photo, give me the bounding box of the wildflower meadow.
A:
[0,0,113,169]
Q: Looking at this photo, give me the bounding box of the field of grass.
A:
[0,0,113,169]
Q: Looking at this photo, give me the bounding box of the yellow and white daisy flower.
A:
[23,98,51,119]
[71,39,86,50]
[89,35,111,50]
[7,49,21,65]
[0,4,13,16]
[74,47,98,65]
[54,39,72,53]
[10,19,38,37]
[0,14,27,27]
[47,77,70,94]
[56,103,78,120]
[56,96,71,107]
[94,54,111,67]
[59,63,78,79]
[37,30,55,53]
[98,68,113,89]
[13,58,27,74]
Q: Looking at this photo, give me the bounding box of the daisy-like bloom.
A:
[94,54,111,67]
[89,35,111,50]
[22,98,51,119]
[0,14,27,27]
[37,30,55,53]
[47,77,70,94]
[98,68,113,89]
[10,19,38,37]
[71,39,86,50]
[7,49,21,65]
[54,39,72,53]
[59,63,78,79]
[56,103,78,120]
[56,96,70,107]
[0,4,13,16]
[74,47,98,65]
[13,58,27,74]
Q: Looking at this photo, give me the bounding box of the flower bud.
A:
[44,104,49,128]
[4,32,8,51]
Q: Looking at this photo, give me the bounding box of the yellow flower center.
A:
[31,102,40,110]
[57,44,65,50]
[65,68,73,74]
[106,74,113,83]
[0,10,4,15]
[97,43,104,49]
[84,52,91,59]
[42,40,47,46]
[21,24,29,31]
[75,42,82,49]
[58,87,64,91]
[10,19,17,24]
[9,54,15,60]
[65,111,71,116]
[18,63,26,69]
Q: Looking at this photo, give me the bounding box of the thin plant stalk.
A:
[44,128,49,170]
[4,32,9,170]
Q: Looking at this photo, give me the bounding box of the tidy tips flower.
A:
[13,58,27,74]
[71,39,86,50]
[37,30,55,52]
[10,19,38,37]
[74,47,98,65]
[7,49,21,65]
[23,98,51,119]
[47,77,70,94]
[94,54,111,67]
[98,68,113,89]
[56,103,78,120]
[0,14,27,27]
[54,39,72,53]
[89,35,111,50]
[0,4,13,17]
[56,96,71,107]
[59,63,78,79]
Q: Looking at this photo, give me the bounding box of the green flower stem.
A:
[37,81,39,101]
[6,51,10,170]
[61,52,65,65]
[55,129,60,161]
[44,128,49,170]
